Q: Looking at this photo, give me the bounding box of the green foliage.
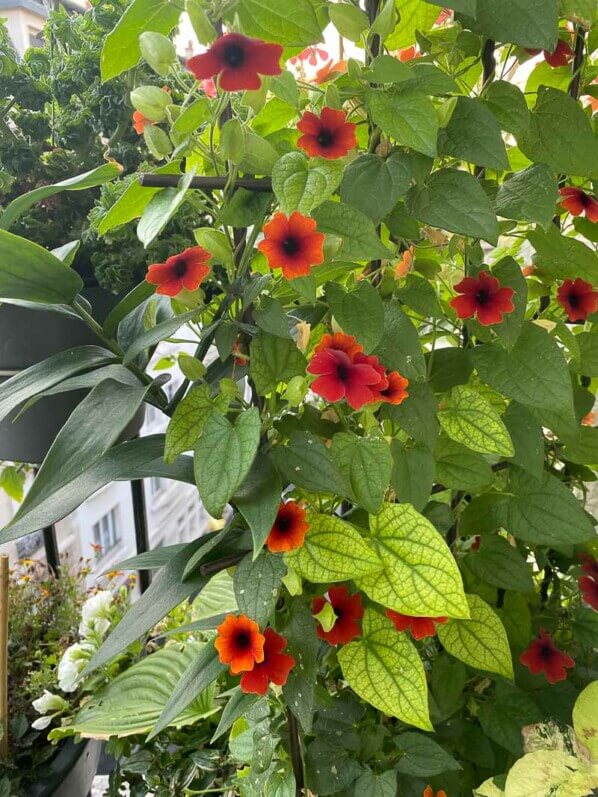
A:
[3,1,598,793]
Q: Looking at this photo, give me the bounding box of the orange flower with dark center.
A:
[398,45,420,62]
[557,278,598,322]
[423,787,447,797]
[376,370,409,405]
[239,628,296,694]
[132,110,154,134]
[385,610,447,640]
[297,107,357,159]
[519,629,575,683]
[313,59,348,84]
[266,501,309,553]
[186,33,283,91]
[146,246,211,297]
[215,614,265,674]
[450,271,515,326]
[559,187,598,223]
[258,211,325,279]
[312,586,364,645]
[314,332,363,360]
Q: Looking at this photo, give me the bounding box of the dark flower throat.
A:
[224,44,245,68]
[316,128,334,147]
[282,237,300,254]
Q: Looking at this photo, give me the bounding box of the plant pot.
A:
[28,738,102,797]
[0,287,144,464]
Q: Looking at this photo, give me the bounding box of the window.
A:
[28,29,45,48]
[15,531,43,559]
[150,477,163,495]
[92,508,121,556]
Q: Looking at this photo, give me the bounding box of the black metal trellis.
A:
[130,479,151,593]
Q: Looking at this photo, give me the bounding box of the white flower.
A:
[58,642,92,693]
[32,690,68,715]
[78,590,113,639]
[32,715,53,730]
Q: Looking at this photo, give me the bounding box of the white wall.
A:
[2,5,45,56]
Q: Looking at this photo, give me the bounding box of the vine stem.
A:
[199,552,246,576]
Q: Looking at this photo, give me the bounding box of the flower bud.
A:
[139,32,176,76]
[143,125,173,159]
[220,118,245,164]
[130,85,171,122]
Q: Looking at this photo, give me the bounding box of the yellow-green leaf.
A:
[439,386,514,457]
[285,514,382,583]
[573,681,598,762]
[356,503,469,619]
[437,594,514,679]
[338,609,432,730]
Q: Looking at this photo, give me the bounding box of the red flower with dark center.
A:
[215,614,265,674]
[146,246,211,297]
[132,110,153,134]
[519,629,575,683]
[186,33,283,92]
[377,370,409,405]
[354,353,388,391]
[557,278,598,322]
[544,38,574,68]
[450,271,515,326]
[239,628,295,695]
[580,553,598,580]
[385,610,447,641]
[579,575,598,611]
[266,501,309,553]
[559,187,598,223]
[258,211,325,279]
[312,586,364,645]
[307,348,383,409]
[314,332,363,360]
[297,107,357,159]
